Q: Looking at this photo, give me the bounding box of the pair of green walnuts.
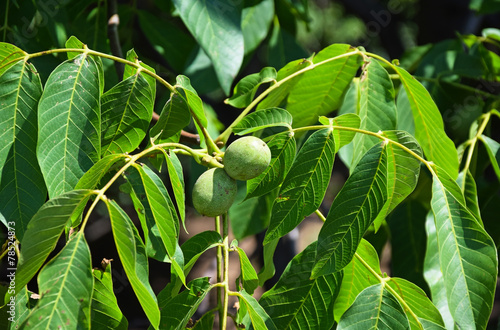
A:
[192,136,271,217]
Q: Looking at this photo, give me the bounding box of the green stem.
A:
[216,49,363,144]
[1,0,9,41]
[463,112,492,176]
[221,213,230,330]
[215,216,223,330]
[23,47,175,92]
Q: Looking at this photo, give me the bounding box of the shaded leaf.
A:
[395,66,458,179]
[242,0,274,53]
[165,152,186,230]
[13,190,93,298]
[246,131,296,200]
[65,36,104,94]
[480,134,500,181]
[259,241,342,329]
[258,238,279,286]
[149,93,190,144]
[172,0,244,94]
[100,73,154,155]
[9,287,37,329]
[0,60,46,239]
[312,143,388,277]
[37,54,101,198]
[159,277,211,330]
[337,284,410,330]
[233,107,292,135]
[264,128,335,243]
[91,262,128,329]
[21,232,93,329]
[126,164,180,263]
[431,171,497,329]
[457,170,482,223]
[75,154,127,190]
[226,67,277,108]
[105,199,160,329]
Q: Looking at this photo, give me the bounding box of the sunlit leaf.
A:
[13,190,93,299]
[165,152,186,230]
[457,170,482,223]
[91,261,128,329]
[337,284,410,329]
[241,290,277,330]
[242,0,274,53]
[431,170,497,329]
[236,246,259,294]
[233,107,292,135]
[226,67,277,108]
[319,113,361,152]
[100,73,154,155]
[105,199,160,329]
[0,60,46,239]
[264,128,335,243]
[37,53,101,198]
[312,142,388,278]
[395,66,458,179]
[480,134,500,181]
[0,42,25,77]
[286,44,362,128]
[75,154,127,190]
[259,241,342,329]
[21,232,93,329]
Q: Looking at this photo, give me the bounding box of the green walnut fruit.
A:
[192,167,237,217]
[223,136,271,181]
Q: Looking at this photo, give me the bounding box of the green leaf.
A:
[312,142,388,278]
[387,200,428,291]
[149,93,191,144]
[230,187,276,240]
[172,0,244,94]
[37,53,101,198]
[9,287,37,329]
[21,232,93,329]
[75,154,127,190]
[423,212,454,330]
[226,67,277,108]
[91,261,128,329]
[457,170,482,223]
[165,152,186,231]
[126,164,180,262]
[65,36,104,95]
[158,277,211,330]
[286,44,362,128]
[191,311,215,330]
[480,134,500,181]
[233,107,292,135]
[334,239,381,322]
[0,42,25,77]
[257,58,312,111]
[395,66,458,179]
[246,131,296,200]
[396,87,415,136]
[386,278,445,329]
[431,171,498,329]
[0,60,46,239]
[100,73,154,155]
[123,49,156,98]
[137,11,196,71]
[13,190,93,299]
[259,241,342,329]
[240,290,277,330]
[175,75,208,142]
[105,199,160,329]
[258,238,279,286]
[242,0,274,53]
[322,113,361,152]
[236,246,259,294]
[264,128,335,243]
[352,59,397,169]
[470,0,500,13]
[337,284,410,330]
